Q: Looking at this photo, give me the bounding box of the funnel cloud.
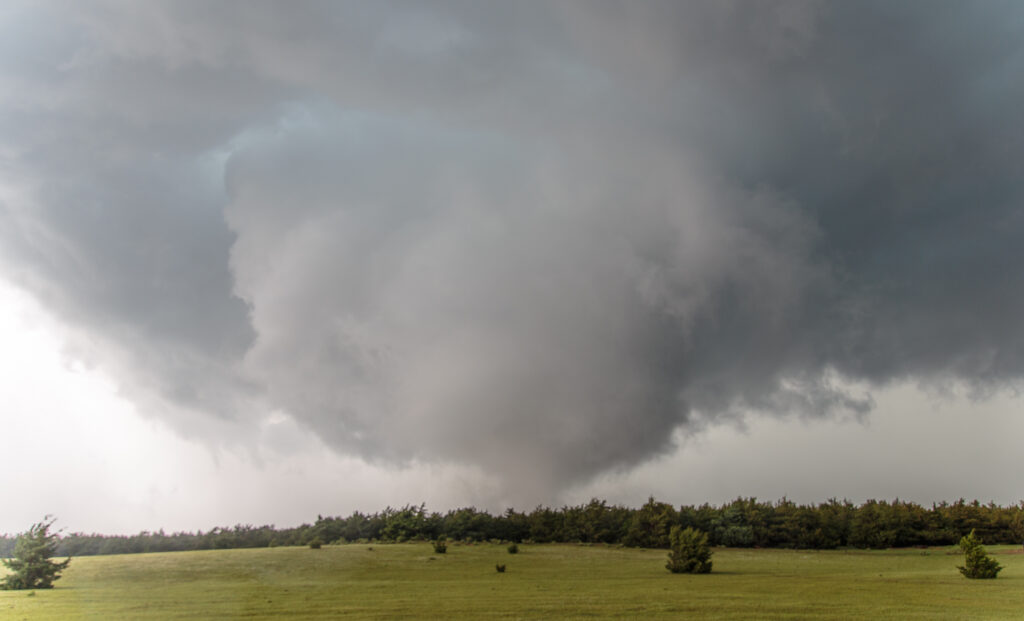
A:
[1,1,1023,499]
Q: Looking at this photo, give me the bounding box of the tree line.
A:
[2,497,1021,558]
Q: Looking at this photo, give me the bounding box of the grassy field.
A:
[2,543,1022,619]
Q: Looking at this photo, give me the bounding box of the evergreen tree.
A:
[957,529,1001,579]
[624,497,677,548]
[665,526,712,574]
[1,516,71,590]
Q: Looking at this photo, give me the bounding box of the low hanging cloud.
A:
[1,1,1023,497]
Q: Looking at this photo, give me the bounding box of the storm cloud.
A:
[1,1,1023,496]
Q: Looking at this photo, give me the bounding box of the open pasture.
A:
[2,543,1021,619]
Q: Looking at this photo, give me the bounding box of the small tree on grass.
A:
[958,529,1001,579]
[1,516,71,590]
[666,526,712,574]
[433,537,447,554]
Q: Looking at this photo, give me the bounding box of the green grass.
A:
[2,543,1022,619]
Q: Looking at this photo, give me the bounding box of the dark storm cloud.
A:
[1,1,1022,494]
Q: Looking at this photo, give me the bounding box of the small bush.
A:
[433,538,448,554]
[507,543,519,554]
[666,526,712,574]
[309,538,323,550]
[958,529,1001,579]
[495,564,506,573]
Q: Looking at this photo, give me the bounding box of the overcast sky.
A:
[2,1,1023,535]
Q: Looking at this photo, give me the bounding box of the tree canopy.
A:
[2,497,1021,559]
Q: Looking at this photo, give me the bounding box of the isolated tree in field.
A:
[957,529,1001,579]
[1,516,71,590]
[433,537,447,554]
[666,526,712,574]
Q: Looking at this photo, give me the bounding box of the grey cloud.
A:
[1,1,1022,498]
[222,108,823,489]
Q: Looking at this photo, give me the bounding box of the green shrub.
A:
[507,543,519,554]
[958,529,1001,579]
[309,538,323,550]
[495,563,506,573]
[433,538,447,554]
[665,526,712,574]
